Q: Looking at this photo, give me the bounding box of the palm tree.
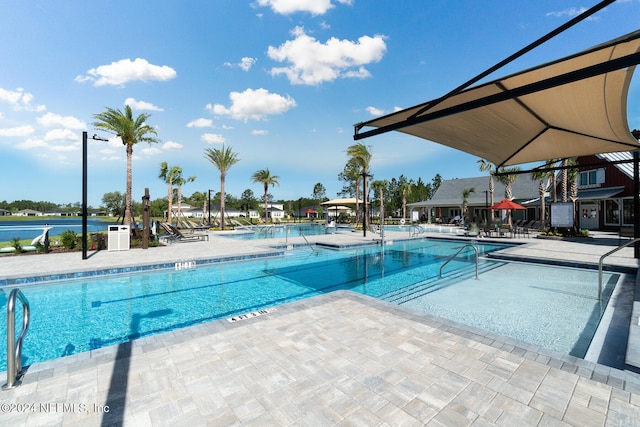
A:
[252,169,280,223]
[173,170,196,226]
[399,181,412,221]
[496,166,520,225]
[477,159,495,221]
[346,143,372,230]
[159,162,181,225]
[204,145,240,230]
[342,159,362,223]
[530,159,557,227]
[370,180,388,225]
[93,105,159,226]
[461,187,476,224]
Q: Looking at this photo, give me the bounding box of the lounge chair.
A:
[159,223,209,244]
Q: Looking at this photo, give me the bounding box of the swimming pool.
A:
[0,239,619,371]
[224,223,331,240]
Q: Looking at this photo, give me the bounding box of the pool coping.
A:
[5,290,640,395]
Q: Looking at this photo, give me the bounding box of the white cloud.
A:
[0,87,46,111]
[0,125,35,137]
[546,7,589,18]
[76,58,177,87]
[16,137,47,150]
[140,146,162,156]
[162,141,183,150]
[186,118,213,128]
[206,88,296,121]
[268,26,387,85]
[50,143,78,152]
[44,128,78,141]
[201,133,226,144]
[124,98,163,111]
[252,129,269,135]
[365,106,384,116]
[224,57,257,71]
[37,112,86,129]
[256,0,351,15]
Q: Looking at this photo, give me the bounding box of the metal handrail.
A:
[598,238,640,300]
[2,288,30,390]
[440,244,479,279]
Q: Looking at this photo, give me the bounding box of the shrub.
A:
[60,230,78,250]
[11,237,23,253]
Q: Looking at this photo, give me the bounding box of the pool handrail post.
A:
[598,237,640,300]
[3,289,30,390]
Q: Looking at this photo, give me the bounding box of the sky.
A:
[0,0,639,207]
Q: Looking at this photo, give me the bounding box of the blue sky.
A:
[1,0,639,207]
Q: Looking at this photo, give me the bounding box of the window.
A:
[579,170,598,187]
[605,199,620,225]
[622,198,635,225]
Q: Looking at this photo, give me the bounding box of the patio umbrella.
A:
[488,199,525,226]
[488,199,526,210]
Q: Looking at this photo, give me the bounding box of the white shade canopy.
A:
[354,30,640,167]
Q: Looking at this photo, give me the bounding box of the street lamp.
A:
[207,189,214,225]
[82,131,108,260]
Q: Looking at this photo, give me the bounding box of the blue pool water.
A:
[0,239,618,371]
[225,223,332,240]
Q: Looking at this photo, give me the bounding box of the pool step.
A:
[380,260,504,305]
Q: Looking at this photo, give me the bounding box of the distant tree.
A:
[204,145,240,230]
[312,182,326,202]
[370,180,388,221]
[101,191,125,218]
[496,166,520,225]
[240,189,257,213]
[477,159,495,219]
[431,173,442,194]
[251,169,280,223]
[93,105,159,226]
[173,170,196,224]
[338,158,362,221]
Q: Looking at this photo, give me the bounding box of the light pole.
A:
[82,131,108,260]
[207,189,214,225]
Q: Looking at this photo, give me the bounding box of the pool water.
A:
[224,223,331,240]
[0,239,618,371]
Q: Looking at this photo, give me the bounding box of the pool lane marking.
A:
[227,307,277,323]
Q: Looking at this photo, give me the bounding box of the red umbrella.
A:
[488,199,526,210]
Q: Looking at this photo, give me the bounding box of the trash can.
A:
[107,225,130,251]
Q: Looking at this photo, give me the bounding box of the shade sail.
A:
[354,30,640,167]
[488,200,526,210]
[321,198,365,205]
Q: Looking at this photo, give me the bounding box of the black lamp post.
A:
[82,131,108,260]
[631,129,640,258]
[207,189,214,225]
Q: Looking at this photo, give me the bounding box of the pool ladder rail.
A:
[2,288,30,390]
[440,244,479,279]
[598,237,640,300]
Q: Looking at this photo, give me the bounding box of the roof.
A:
[596,151,634,179]
[578,186,625,200]
[408,174,541,207]
[355,30,640,168]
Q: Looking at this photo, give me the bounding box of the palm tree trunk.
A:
[264,184,269,223]
[167,178,173,225]
[220,176,226,230]
[125,145,133,226]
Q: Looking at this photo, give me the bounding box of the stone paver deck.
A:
[1,228,640,425]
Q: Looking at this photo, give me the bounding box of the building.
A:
[408,174,543,225]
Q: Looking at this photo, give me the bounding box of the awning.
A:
[354,30,640,167]
[577,186,625,200]
[321,198,365,206]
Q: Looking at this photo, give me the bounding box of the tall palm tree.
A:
[343,158,362,223]
[93,105,159,226]
[159,162,181,225]
[399,182,412,221]
[204,145,240,230]
[496,166,520,225]
[346,143,372,230]
[370,180,388,224]
[461,187,476,224]
[252,169,280,223]
[173,169,196,226]
[477,159,495,221]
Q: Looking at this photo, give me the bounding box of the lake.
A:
[0,218,119,243]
